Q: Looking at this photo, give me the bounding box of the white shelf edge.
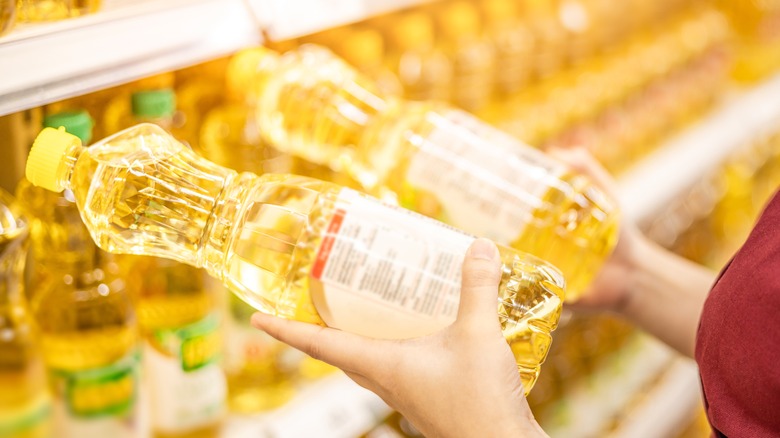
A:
[608,359,702,438]
[222,373,391,438]
[0,0,436,116]
[617,72,780,224]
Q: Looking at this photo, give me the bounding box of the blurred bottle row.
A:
[0,0,102,35]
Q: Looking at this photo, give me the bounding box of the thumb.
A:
[456,238,503,328]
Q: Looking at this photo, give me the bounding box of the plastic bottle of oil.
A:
[716,0,780,82]
[101,73,176,137]
[173,58,230,149]
[122,91,226,438]
[524,0,569,79]
[16,0,101,22]
[15,111,142,438]
[432,1,496,112]
[247,45,619,299]
[26,123,566,392]
[199,48,293,176]
[0,0,15,36]
[382,12,453,102]
[332,27,403,97]
[0,190,52,438]
[480,0,535,97]
[16,110,95,301]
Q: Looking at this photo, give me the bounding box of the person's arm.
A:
[252,239,548,438]
[552,148,717,358]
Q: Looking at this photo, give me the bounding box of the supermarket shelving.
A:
[0,0,435,117]
[617,71,780,225]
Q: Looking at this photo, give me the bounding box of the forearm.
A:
[620,235,717,358]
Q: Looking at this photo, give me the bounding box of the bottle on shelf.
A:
[16,0,101,22]
[173,58,230,149]
[248,45,619,299]
[0,189,51,438]
[15,112,141,438]
[431,1,496,112]
[0,0,15,36]
[120,91,227,438]
[101,73,176,137]
[331,26,403,97]
[381,11,453,102]
[479,0,535,98]
[25,123,566,392]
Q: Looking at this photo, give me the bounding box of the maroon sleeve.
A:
[695,189,780,437]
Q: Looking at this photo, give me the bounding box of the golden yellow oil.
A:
[0,193,51,438]
[16,0,100,22]
[123,256,224,438]
[15,182,140,436]
[47,124,564,392]
[252,46,619,299]
[431,1,496,112]
[381,12,453,102]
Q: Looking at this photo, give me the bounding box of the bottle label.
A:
[0,393,51,436]
[404,109,566,243]
[310,188,475,339]
[49,351,139,437]
[145,313,226,433]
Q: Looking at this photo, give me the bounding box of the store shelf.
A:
[222,373,391,438]
[617,71,780,224]
[0,0,434,117]
[247,0,436,41]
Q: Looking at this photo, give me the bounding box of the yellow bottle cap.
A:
[437,1,481,39]
[26,127,82,193]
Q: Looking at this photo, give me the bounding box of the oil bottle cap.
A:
[43,110,94,145]
[389,12,435,51]
[337,28,385,68]
[26,127,82,193]
[131,89,176,119]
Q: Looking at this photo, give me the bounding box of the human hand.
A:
[548,147,652,314]
[251,239,548,438]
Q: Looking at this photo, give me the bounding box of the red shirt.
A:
[696,189,780,437]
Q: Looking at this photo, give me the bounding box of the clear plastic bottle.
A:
[332,27,403,97]
[16,110,95,300]
[382,12,453,102]
[0,190,51,438]
[25,124,566,392]
[16,0,100,22]
[0,0,15,36]
[432,1,496,112]
[15,111,141,438]
[173,59,229,150]
[480,0,535,97]
[250,45,619,299]
[123,92,226,438]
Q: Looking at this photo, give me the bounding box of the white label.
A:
[405,110,566,242]
[310,189,476,339]
[144,315,226,434]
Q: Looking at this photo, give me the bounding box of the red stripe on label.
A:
[311,209,346,280]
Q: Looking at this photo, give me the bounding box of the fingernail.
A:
[468,238,498,260]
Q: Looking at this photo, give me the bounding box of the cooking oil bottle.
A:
[25,123,566,392]
[480,0,535,98]
[0,0,15,36]
[382,12,453,102]
[173,58,230,149]
[332,27,402,97]
[16,110,95,301]
[15,111,141,438]
[221,289,297,414]
[101,73,176,136]
[0,189,51,438]
[525,0,569,79]
[199,48,292,176]
[122,90,226,438]
[432,1,496,112]
[717,0,780,82]
[248,45,618,299]
[16,0,101,22]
